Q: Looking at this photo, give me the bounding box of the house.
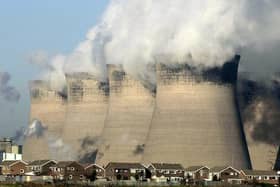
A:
[148,163,185,183]
[209,166,241,183]
[240,170,279,185]
[185,166,210,182]
[49,161,85,182]
[0,160,27,176]
[26,160,57,176]
[105,162,146,181]
[83,163,105,181]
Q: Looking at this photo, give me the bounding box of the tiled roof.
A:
[151,163,184,170]
[28,160,56,166]
[186,166,208,172]
[0,160,26,166]
[242,170,278,176]
[56,161,75,168]
[83,163,104,170]
[106,162,145,169]
[210,166,228,172]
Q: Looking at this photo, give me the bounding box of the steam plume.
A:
[30,0,280,91]
[0,72,20,102]
[14,119,74,160]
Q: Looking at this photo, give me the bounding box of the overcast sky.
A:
[0,0,109,137]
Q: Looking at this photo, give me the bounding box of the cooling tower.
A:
[23,80,67,161]
[62,73,109,161]
[244,134,279,170]
[142,56,251,169]
[96,64,155,165]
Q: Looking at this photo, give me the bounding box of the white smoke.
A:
[30,0,280,90]
[24,119,47,138]
[47,135,75,161]
[16,119,74,160]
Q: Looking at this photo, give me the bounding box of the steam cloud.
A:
[13,119,74,161]
[78,136,100,163]
[0,72,20,102]
[30,0,280,91]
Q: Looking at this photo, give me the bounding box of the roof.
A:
[151,163,184,170]
[241,170,278,176]
[210,166,240,173]
[106,162,145,169]
[0,160,26,167]
[83,163,104,170]
[28,160,56,166]
[186,166,209,172]
[55,161,76,168]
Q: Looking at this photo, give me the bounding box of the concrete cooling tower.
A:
[96,64,155,165]
[142,55,251,169]
[23,80,67,161]
[62,73,109,162]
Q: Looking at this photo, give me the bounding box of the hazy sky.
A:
[0,0,109,137]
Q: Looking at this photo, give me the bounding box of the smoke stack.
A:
[142,55,251,169]
[96,64,155,165]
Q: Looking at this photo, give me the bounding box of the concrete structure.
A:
[143,56,251,169]
[62,73,109,161]
[245,142,278,170]
[23,80,67,161]
[96,65,155,165]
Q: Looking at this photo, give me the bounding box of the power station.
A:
[143,56,251,169]
[62,73,109,161]
[24,56,274,169]
[96,64,155,165]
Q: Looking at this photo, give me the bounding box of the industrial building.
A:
[23,80,67,161]
[96,64,155,165]
[62,73,109,161]
[142,56,251,169]
[0,138,22,162]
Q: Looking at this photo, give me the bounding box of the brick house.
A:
[0,160,27,176]
[26,160,57,175]
[83,163,105,180]
[240,170,279,185]
[105,162,146,181]
[148,163,185,183]
[209,166,241,183]
[49,161,85,182]
[185,166,210,182]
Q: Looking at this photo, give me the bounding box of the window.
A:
[20,169,24,174]
[170,170,176,174]
[68,175,73,180]
[71,167,75,171]
[80,175,84,179]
